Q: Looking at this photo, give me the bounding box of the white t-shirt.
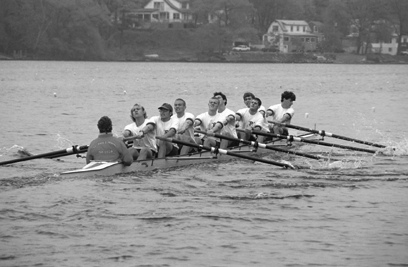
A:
[267,104,295,123]
[195,112,219,141]
[150,116,179,146]
[237,109,264,130]
[172,112,195,140]
[217,108,237,138]
[124,119,157,152]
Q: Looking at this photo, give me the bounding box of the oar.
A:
[269,121,386,148]
[0,145,89,166]
[156,136,296,169]
[196,130,331,161]
[250,130,379,154]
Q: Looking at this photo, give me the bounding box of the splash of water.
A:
[381,138,408,156]
[54,133,74,150]
[0,145,27,157]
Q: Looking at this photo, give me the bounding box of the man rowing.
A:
[266,91,296,135]
[235,97,265,141]
[87,116,133,166]
[123,104,157,160]
[151,103,179,158]
[194,96,220,147]
[172,98,196,155]
[210,92,238,148]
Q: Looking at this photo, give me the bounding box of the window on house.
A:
[290,26,293,32]
[284,37,289,42]
[173,13,180,20]
[389,48,392,52]
[314,26,317,32]
[305,38,310,42]
[154,2,160,9]
[297,26,299,31]
[303,26,306,32]
[153,14,158,20]
[273,26,279,32]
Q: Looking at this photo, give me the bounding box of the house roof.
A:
[277,20,309,26]
[163,0,187,13]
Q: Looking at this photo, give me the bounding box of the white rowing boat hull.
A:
[60,138,300,178]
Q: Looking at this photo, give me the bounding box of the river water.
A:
[0,61,407,267]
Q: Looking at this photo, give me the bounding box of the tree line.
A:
[0,0,407,60]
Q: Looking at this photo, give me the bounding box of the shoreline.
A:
[1,52,407,64]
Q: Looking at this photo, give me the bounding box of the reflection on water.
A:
[0,61,407,266]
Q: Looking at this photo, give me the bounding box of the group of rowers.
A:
[86,91,296,166]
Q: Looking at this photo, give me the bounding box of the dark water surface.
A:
[0,61,407,266]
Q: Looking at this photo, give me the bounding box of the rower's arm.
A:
[279,113,292,124]
[211,121,224,133]
[253,125,262,131]
[194,118,202,127]
[178,119,194,134]
[162,128,176,138]
[235,113,242,121]
[123,129,132,137]
[266,109,274,117]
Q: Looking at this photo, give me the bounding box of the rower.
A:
[86,116,133,166]
[266,91,296,135]
[235,97,265,142]
[150,103,179,158]
[194,96,220,147]
[211,92,239,148]
[172,98,196,155]
[123,103,157,160]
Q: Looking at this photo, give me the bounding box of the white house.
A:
[127,0,192,27]
[263,20,320,53]
[369,34,408,55]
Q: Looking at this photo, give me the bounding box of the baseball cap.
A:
[158,103,173,113]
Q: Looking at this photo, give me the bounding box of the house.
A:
[369,33,399,55]
[126,0,192,28]
[263,20,320,53]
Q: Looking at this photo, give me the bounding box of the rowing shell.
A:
[60,133,316,178]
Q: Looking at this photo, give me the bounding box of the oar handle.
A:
[269,121,386,148]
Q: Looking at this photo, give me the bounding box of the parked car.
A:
[232,45,250,52]
[401,51,408,56]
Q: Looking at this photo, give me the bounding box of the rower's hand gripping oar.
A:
[0,145,88,166]
[197,130,333,161]
[269,121,386,148]
[250,130,379,154]
[156,136,296,169]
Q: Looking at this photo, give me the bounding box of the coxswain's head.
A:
[97,116,113,134]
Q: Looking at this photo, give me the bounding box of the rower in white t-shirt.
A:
[266,91,296,135]
[123,103,157,160]
[210,92,238,148]
[172,98,196,155]
[150,103,179,158]
[235,97,265,142]
[194,96,220,147]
